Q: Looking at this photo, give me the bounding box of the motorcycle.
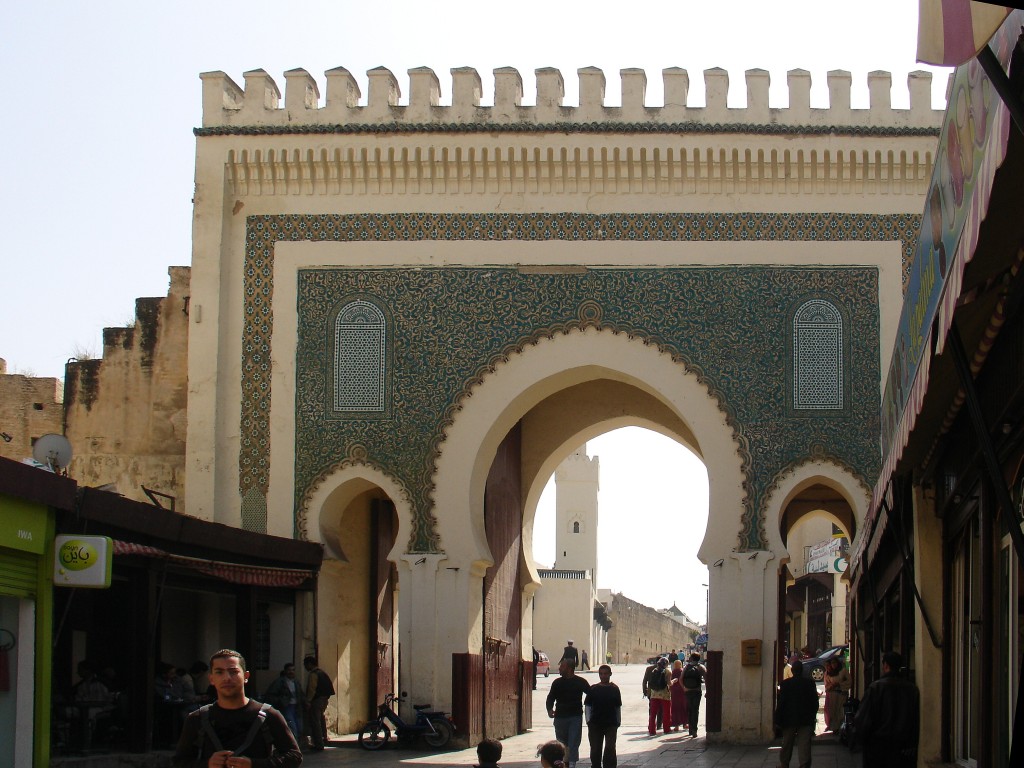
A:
[358,692,455,750]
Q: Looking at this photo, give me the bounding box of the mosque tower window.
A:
[792,299,843,410]
[332,299,387,413]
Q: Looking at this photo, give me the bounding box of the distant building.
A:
[0,358,63,464]
[533,449,607,664]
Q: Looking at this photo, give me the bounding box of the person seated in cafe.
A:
[187,661,212,705]
[69,660,116,748]
[154,662,184,747]
[172,666,196,703]
[74,660,111,703]
[155,662,176,702]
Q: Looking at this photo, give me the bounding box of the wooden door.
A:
[371,499,396,710]
[482,423,526,738]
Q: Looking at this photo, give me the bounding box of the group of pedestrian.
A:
[774,650,920,768]
[643,652,706,737]
[544,657,622,768]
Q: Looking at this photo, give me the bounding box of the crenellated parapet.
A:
[198,66,946,134]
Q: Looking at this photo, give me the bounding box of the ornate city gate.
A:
[187,62,943,742]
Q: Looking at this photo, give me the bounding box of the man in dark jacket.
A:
[263,663,304,743]
[774,660,819,768]
[854,652,920,768]
[561,640,579,670]
[303,656,335,752]
[172,649,300,768]
[546,659,591,768]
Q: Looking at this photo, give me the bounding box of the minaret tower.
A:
[553,447,600,584]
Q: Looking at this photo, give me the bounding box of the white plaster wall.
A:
[532,578,596,663]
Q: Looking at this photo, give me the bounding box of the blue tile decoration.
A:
[240,212,910,550]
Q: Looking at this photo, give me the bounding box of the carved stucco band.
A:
[240,212,916,550]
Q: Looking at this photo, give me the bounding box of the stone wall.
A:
[604,592,696,664]
[64,267,190,507]
[0,359,63,464]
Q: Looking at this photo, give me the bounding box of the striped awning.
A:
[918,0,1011,66]
[853,13,1021,573]
[112,539,315,588]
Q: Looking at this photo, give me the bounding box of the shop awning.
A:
[852,11,1023,572]
[113,540,315,588]
[917,0,1011,67]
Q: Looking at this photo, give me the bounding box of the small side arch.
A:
[302,458,414,562]
[761,454,870,558]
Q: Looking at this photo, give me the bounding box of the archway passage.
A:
[777,482,857,675]
[311,477,401,735]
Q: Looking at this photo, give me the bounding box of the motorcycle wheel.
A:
[358,721,391,750]
[423,719,454,748]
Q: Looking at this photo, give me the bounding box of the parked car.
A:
[536,651,550,676]
[801,645,849,682]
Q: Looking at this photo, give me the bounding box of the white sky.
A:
[533,428,711,622]
[1,1,947,617]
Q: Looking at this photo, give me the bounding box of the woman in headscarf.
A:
[669,659,689,732]
[823,656,852,732]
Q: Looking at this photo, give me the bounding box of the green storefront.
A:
[1,458,72,767]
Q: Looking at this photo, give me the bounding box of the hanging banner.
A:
[878,10,1023,461]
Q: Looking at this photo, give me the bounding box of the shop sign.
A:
[53,535,112,588]
[0,497,48,554]
[806,556,848,574]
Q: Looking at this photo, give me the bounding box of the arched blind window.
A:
[573,522,580,534]
[334,300,386,412]
[793,300,843,410]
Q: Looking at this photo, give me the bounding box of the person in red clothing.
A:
[646,657,672,736]
[172,648,300,768]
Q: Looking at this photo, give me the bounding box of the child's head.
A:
[477,738,502,765]
[537,739,566,768]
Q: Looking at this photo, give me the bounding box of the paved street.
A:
[300,664,861,768]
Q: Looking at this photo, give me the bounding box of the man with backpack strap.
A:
[303,656,335,752]
[681,653,707,737]
[172,648,301,768]
[646,657,672,736]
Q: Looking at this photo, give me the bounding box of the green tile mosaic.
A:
[240,213,908,551]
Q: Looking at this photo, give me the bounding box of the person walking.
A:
[172,649,301,768]
[646,657,672,736]
[584,664,621,768]
[580,650,590,671]
[774,659,819,768]
[823,657,851,733]
[854,651,920,768]
[546,659,590,768]
[669,659,688,732]
[681,652,707,737]
[303,655,335,752]
[263,662,305,743]
[561,640,579,670]
[641,657,663,730]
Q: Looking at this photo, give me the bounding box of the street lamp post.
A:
[701,583,709,651]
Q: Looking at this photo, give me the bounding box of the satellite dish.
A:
[32,433,73,472]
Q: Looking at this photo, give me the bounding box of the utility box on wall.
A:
[741,639,762,666]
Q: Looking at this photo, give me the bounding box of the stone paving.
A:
[301,664,861,768]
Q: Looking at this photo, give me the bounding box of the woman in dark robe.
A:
[669,659,688,731]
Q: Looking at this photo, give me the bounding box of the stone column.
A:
[912,485,943,767]
[708,549,779,743]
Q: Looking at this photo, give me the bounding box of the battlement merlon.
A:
[198,66,948,130]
